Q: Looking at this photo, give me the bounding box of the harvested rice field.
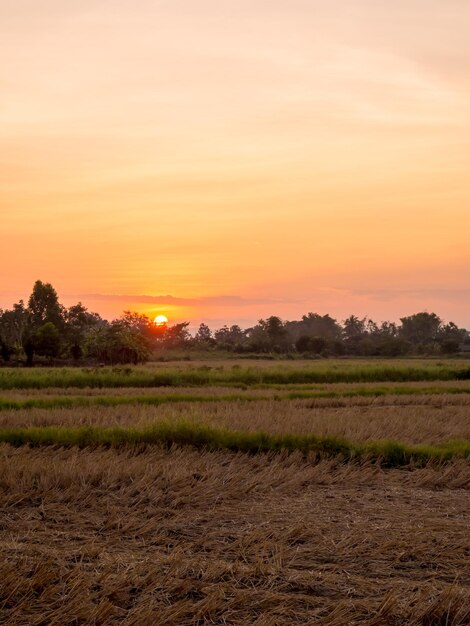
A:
[0,360,469,624]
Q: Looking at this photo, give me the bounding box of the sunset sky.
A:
[2,0,470,329]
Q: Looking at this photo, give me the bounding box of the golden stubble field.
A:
[0,360,469,624]
[1,395,470,445]
[1,448,469,625]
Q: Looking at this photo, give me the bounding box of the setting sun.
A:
[153,315,168,326]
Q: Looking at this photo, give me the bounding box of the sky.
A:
[2,0,470,329]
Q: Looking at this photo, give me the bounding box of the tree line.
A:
[0,281,469,365]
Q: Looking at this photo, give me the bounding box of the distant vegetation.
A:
[1,280,469,365]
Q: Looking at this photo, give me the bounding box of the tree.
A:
[286,313,342,342]
[33,322,61,360]
[310,336,329,354]
[194,323,214,346]
[214,325,246,351]
[87,321,150,364]
[0,301,30,357]
[28,280,64,330]
[295,335,328,354]
[342,316,368,354]
[265,316,287,345]
[65,303,102,359]
[343,316,367,342]
[295,335,312,353]
[245,323,270,352]
[162,322,191,349]
[437,322,467,354]
[24,339,34,366]
[438,322,466,344]
[377,321,399,338]
[400,312,442,348]
[119,311,153,335]
[0,339,12,362]
[359,320,409,356]
[250,316,290,352]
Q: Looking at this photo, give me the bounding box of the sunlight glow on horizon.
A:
[2,0,470,326]
[153,314,169,326]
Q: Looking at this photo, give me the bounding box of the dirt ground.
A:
[0,446,469,625]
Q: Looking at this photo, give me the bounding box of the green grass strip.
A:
[1,385,470,412]
[0,423,469,467]
[1,365,470,389]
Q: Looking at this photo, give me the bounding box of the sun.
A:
[153,314,168,326]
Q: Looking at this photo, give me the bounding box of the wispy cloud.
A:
[348,288,470,302]
[71,293,295,307]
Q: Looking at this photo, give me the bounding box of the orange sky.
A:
[2,0,470,328]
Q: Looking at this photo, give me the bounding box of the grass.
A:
[1,422,469,466]
[1,383,470,412]
[1,361,470,389]
[2,388,470,446]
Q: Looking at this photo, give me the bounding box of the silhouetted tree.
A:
[436,322,467,354]
[65,302,103,359]
[28,280,64,330]
[0,340,12,362]
[295,335,312,353]
[246,317,290,352]
[342,315,368,354]
[0,301,30,358]
[3,280,470,363]
[295,335,328,355]
[214,325,246,351]
[162,322,191,349]
[194,323,214,346]
[286,313,342,342]
[87,321,150,364]
[400,312,442,351]
[33,322,61,360]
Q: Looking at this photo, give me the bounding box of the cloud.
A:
[71,293,294,307]
[347,287,470,302]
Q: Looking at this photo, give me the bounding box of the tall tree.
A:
[28,280,64,330]
[0,301,30,355]
[194,323,214,345]
[65,303,103,359]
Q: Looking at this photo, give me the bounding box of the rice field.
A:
[1,358,470,389]
[0,359,469,624]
